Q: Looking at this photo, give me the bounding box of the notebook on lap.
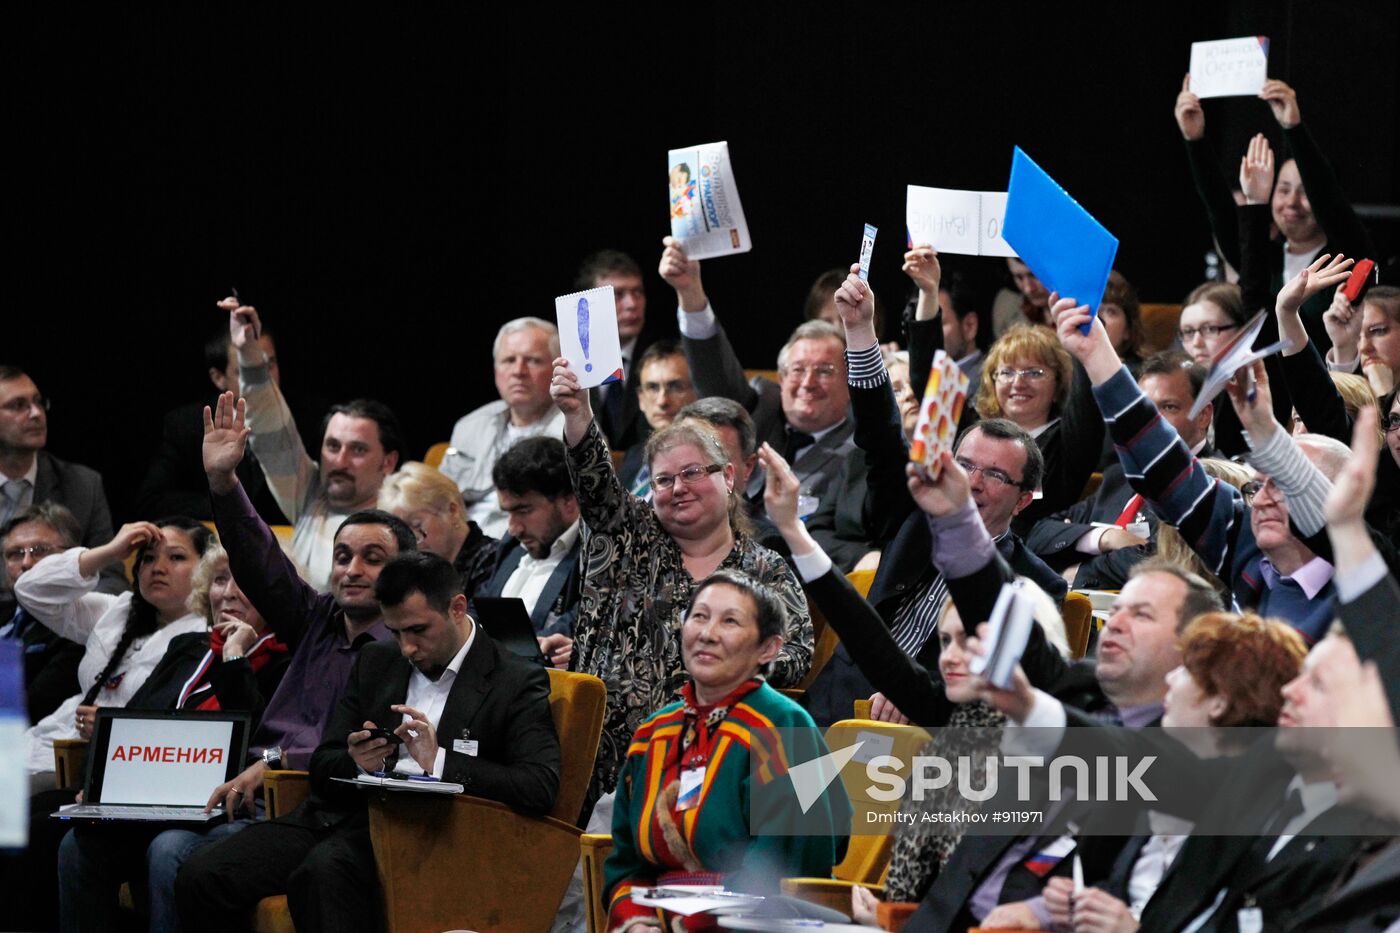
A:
[53,708,251,824]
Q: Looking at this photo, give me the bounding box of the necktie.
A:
[782,429,815,463]
[1,479,30,526]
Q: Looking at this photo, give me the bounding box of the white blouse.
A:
[17,547,205,774]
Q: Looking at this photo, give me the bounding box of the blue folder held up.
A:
[1001,147,1119,330]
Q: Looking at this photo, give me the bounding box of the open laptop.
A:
[472,596,548,665]
[53,708,251,824]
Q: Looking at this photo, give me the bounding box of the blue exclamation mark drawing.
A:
[577,297,592,372]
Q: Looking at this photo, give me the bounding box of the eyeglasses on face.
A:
[651,463,724,491]
[3,544,62,562]
[780,363,841,383]
[992,368,1047,384]
[1240,476,1277,504]
[1178,323,1239,341]
[1384,412,1400,435]
[954,457,1023,490]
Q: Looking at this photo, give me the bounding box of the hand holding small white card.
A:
[555,286,624,389]
[970,580,1035,690]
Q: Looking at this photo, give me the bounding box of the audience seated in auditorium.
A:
[176,551,560,933]
[551,357,813,822]
[222,298,403,590]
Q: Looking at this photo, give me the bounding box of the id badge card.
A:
[677,766,705,811]
[453,738,479,757]
[1236,908,1263,933]
[797,494,819,520]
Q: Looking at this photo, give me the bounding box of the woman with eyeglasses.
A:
[549,357,813,818]
[974,321,1105,534]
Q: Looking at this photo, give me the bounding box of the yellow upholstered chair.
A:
[846,568,876,598]
[366,669,606,933]
[1079,471,1103,502]
[1062,591,1094,660]
[423,441,450,469]
[53,738,89,789]
[781,717,932,914]
[251,770,313,933]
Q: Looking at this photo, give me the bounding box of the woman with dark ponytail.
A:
[17,516,212,782]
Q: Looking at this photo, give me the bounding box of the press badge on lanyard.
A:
[677,765,705,811]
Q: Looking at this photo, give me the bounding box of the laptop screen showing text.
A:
[98,717,235,806]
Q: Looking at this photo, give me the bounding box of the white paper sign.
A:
[906,186,1017,257]
[555,285,624,389]
[100,717,234,805]
[1189,36,1269,99]
[668,140,752,260]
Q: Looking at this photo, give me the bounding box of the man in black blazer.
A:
[1026,351,1214,590]
[0,366,124,612]
[176,551,560,933]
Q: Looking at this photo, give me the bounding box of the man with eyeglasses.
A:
[616,339,698,500]
[0,366,123,618]
[660,238,860,510]
[0,503,86,723]
[801,271,1067,726]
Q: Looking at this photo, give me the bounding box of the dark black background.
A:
[9,3,1398,523]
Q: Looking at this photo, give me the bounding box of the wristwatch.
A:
[263,746,284,770]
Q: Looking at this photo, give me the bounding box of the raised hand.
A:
[1050,293,1118,384]
[901,244,942,294]
[905,455,972,519]
[833,266,876,334]
[1239,132,1275,205]
[1224,359,1277,441]
[1276,253,1354,317]
[217,296,263,353]
[1323,405,1378,528]
[1174,73,1204,141]
[1259,78,1301,128]
[659,236,706,311]
[549,357,593,445]
[1322,287,1362,364]
[202,391,250,494]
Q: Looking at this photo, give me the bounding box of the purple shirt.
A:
[212,483,387,770]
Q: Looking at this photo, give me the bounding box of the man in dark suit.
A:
[135,327,288,524]
[0,366,124,612]
[661,239,862,508]
[475,436,582,667]
[578,250,654,451]
[176,551,561,933]
[1026,351,1214,590]
[0,503,85,723]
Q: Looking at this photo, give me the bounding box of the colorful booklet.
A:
[909,351,970,480]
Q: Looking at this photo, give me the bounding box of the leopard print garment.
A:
[566,421,814,814]
[882,701,1006,904]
